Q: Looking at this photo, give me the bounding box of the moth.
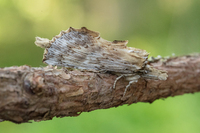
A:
[35,27,167,96]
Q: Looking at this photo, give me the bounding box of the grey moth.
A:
[35,27,167,96]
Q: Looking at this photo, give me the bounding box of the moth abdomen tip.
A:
[35,37,51,48]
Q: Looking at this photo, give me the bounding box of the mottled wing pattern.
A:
[35,27,149,74]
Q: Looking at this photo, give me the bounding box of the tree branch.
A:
[0,54,200,123]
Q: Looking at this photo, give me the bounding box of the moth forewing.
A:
[35,27,149,74]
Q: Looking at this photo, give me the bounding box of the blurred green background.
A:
[1,0,200,132]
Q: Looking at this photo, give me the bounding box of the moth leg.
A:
[113,75,124,88]
[123,75,140,97]
[123,81,135,97]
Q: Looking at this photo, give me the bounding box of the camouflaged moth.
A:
[35,27,167,96]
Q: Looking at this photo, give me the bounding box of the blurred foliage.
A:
[1,0,200,132]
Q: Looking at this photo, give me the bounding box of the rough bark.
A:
[0,54,200,123]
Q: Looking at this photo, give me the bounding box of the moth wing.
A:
[35,27,149,73]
